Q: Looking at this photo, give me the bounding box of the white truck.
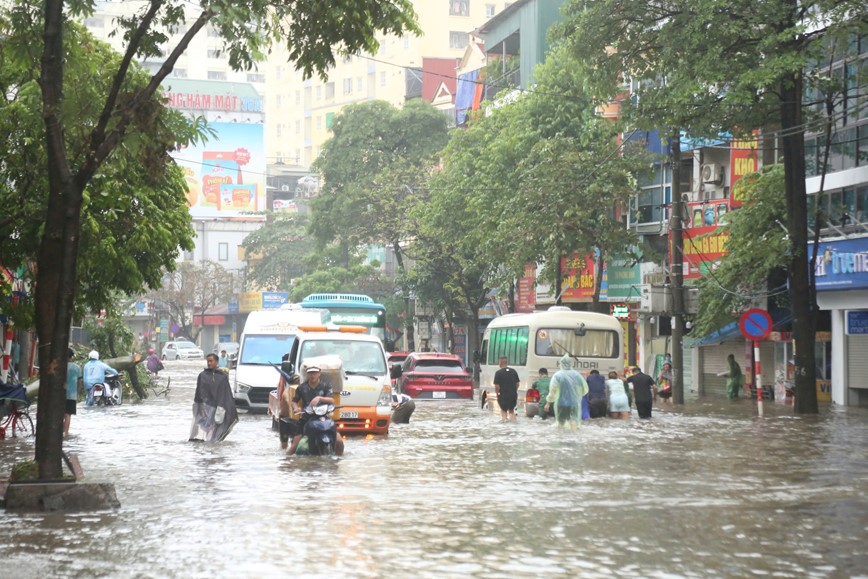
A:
[233,305,331,412]
[268,327,392,438]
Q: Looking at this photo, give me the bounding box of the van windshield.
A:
[299,339,387,375]
[239,335,297,365]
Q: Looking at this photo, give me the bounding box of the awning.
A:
[690,311,792,347]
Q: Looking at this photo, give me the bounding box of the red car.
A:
[387,352,411,387]
[396,353,473,400]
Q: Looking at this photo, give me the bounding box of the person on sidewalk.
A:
[64,348,82,436]
[626,366,656,419]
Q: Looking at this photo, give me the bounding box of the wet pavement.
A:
[1,359,868,578]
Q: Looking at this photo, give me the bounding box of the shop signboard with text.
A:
[560,254,596,303]
[677,199,733,282]
[729,131,759,208]
[600,254,641,302]
[516,263,536,313]
[813,238,868,291]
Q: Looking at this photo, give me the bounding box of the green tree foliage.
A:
[556,0,867,413]
[310,99,450,261]
[30,0,419,479]
[0,17,197,319]
[692,166,789,337]
[242,212,316,291]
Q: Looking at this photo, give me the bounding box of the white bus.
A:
[478,307,624,414]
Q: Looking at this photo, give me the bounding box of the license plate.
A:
[433,391,446,399]
[341,411,358,419]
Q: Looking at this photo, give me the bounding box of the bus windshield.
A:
[239,335,297,365]
[300,294,387,343]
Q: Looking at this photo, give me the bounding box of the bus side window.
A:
[479,340,488,365]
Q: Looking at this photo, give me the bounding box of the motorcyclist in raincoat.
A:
[544,354,588,430]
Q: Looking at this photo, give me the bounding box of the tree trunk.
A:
[780,68,818,414]
[34,0,81,480]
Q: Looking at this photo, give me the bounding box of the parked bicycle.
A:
[0,381,34,439]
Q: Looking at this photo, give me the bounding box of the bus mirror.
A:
[574,323,587,337]
[472,350,480,363]
[281,360,294,375]
[390,364,402,379]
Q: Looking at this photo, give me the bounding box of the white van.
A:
[268,327,392,435]
[234,305,331,412]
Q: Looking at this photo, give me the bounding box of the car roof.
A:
[409,352,462,362]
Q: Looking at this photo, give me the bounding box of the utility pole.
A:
[670,129,685,404]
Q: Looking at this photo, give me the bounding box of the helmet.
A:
[88,350,99,360]
[148,348,155,354]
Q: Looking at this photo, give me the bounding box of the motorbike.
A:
[92,374,123,406]
[294,403,339,456]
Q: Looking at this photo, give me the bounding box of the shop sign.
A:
[846,310,868,335]
[677,199,733,282]
[601,254,641,302]
[239,292,262,313]
[813,238,868,291]
[560,254,596,302]
[516,263,536,313]
[262,292,289,309]
[729,131,759,208]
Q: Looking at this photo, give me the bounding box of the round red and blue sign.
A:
[739,308,773,341]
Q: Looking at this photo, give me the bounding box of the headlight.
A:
[237,382,252,393]
[377,385,392,406]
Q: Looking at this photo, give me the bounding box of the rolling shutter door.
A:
[847,335,868,389]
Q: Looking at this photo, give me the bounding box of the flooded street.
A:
[2,359,868,578]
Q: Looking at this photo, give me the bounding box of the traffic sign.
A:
[739,308,773,341]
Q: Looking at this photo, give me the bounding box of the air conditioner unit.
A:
[701,164,724,185]
[280,184,290,192]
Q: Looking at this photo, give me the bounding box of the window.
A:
[326,112,335,129]
[316,86,322,100]
[325,82,335,100]
[207,26,221,38]
[295,90,301,105]
[84,17,104,27]
[535,329,619,359]
[295,120,301,134]
[449,31,469,49]
[172,68,187,79]
[247,73,265,83]
[276,94,282,107]
[276,125,282,138]
[485,3,496,17]
[450,0,470,16]
[487,327,529,366]
[634,164,669,224]
[218,243,229,261]
[357,77,363,92]
[207,70,226,80]
[343,78,353,94]
[207,49,220,59]
[316,116,322,130]
[380,71,387,87]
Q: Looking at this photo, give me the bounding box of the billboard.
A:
[174,122,266,218]
[679,199,733,282]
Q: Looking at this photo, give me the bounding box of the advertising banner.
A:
[560,254,596,303]
[601,254,641,302]
[239,292,262,313]
[679,199,733,282]
[262,292,289,309]
[452,325,468,367]
[813,238,868,291]
[729,131,759,208]
[516,263,536,313]
[174,122,266,218]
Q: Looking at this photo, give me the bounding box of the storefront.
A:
[813,236,868,407]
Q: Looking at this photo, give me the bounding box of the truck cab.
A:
[268,326,392,437]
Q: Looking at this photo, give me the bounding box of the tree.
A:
[557,0,868,413]
[0,17,196,321]
[242,212,316,291]
[310,99,450,350]
[32,0,418,479]
[149,261,238,342]
[692,166,789,337]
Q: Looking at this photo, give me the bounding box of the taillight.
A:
[526,388,540,403]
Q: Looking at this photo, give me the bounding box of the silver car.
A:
[161,341,205,360]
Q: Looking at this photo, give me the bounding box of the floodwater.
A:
[1,360,868,578]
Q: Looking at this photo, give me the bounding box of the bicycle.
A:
[0,383,35,439]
